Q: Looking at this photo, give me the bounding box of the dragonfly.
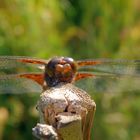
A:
[0,56,140,94]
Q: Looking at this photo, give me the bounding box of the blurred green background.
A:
[0,0,140,140]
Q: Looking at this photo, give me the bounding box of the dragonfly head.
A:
[45,57,77,87]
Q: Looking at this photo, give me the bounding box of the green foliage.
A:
[0,0,140,140]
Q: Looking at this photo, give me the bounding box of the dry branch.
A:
[32,83,96,140]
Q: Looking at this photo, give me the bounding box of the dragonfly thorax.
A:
[45,57,77,87]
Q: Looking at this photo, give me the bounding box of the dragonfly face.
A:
[44,57,77,87]
[0,56,139,94]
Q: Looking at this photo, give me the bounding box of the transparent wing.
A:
[75,73,140,94]
[77,59,140,76]
[0,74,42,94]
[0,56,48,71]
[76,59,140,94]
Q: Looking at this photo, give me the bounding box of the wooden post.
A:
[32,83,96,140]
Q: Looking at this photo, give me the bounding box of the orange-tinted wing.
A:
[77,59,140,66]
[19,73,44,86]
[0,73,44,94]
[0,56,48,70]
[74,73,95,81]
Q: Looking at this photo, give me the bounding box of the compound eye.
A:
[49,58,60,68]
[64,57,74,63]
